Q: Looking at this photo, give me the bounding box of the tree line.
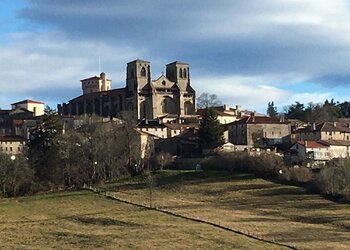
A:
[0,110,148,197]
[267,99,350,123]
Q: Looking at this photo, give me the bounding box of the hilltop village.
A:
[1,59,350,169]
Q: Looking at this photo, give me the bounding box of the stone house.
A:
[293,121,350,143]
[0,135,26,155]
[228,114,291,147]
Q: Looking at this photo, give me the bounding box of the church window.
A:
[162,80,166,86]
[183,68,187,78]
[179,68,183,78]
[141,67,146,77]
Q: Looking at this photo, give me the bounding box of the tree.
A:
[199,107,224,149]
[267,101,278,117]
[197,93,222,109]
[285,101,305,121]
[27,109,62,183]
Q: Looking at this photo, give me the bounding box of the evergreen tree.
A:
[285,101,305,121]
[199,107,224,149]
[267,101,278,117]
[28,108,62,182]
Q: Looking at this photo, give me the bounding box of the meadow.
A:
[0,190,283,249]
[102,170,350,250]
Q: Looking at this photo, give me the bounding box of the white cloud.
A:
[192,75,291,111]
[0,31,145,108]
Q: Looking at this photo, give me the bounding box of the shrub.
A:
[151,152,174,170]
[282,167,314,183]
[317,159,350,199]
[200,152,284,177]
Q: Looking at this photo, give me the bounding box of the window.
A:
[141,67,146,77]
[183,68,187,78]
[179,68,183,78]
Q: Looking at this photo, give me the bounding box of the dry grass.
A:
[0,191,283,249]
[103,170,350,250]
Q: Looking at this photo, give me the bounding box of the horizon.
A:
[1,1,350,113]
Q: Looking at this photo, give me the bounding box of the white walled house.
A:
[11,99,45,117]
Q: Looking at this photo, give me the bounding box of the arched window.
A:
[183,68,187,78]
[179,68,183,78]
[141,67,146,77]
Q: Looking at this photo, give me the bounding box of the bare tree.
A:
[197,93,222,109]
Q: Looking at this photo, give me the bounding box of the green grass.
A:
[103,170,350,250]
[0,190,283,249]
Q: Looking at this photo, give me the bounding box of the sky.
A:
[1,0,350,113]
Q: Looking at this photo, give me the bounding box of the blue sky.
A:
[1,0,350,113]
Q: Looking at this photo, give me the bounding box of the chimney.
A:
[236,105,241,111]
[312,123,316,131]
[224,104,229,111]
[100,72,106,80]
[333,122,337,127]
[279,115,285,123]
[145,119,148,125]
[250,112,255,122]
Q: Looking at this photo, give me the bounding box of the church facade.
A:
[58,59,196,120]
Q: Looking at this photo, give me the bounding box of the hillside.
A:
[102,170,350,250]
[0,191,283,249]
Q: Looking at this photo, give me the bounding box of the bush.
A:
[317,159,350,199]
[200,152,284,177]
[282,167,314,183]
[151,152,174,170]
[0,153,35,197]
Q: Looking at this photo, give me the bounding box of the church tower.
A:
[166,61,190,91]
[126,59,152,119]
[126,59,151,92]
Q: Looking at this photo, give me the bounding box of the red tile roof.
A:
[296,141,329,148]
[232,116,289,125]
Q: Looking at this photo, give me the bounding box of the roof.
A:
[11,99,44,105]
[319,140,350,146]
[164,123,199,130]
[297,122,350,133]
[231,116,289,125]
[196,108,237,117]
[127,59,150,64]
[80,76,100,81]
[296,141,329,148]
[166,61,189,65]
[0,135,26,142]
[68,87,125,103]
[137,120,166,128]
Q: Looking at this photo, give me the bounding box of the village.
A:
[1,59,350,170]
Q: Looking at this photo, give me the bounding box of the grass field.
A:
[0,191,285,249]
[102,170,350,250]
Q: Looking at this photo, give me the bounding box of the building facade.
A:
[228,114,291,147]
[58,59,196,120]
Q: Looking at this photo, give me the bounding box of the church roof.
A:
[69,88,125,103]
[127,59,150,64]
[166,61,189,65]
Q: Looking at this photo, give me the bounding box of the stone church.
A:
[58,59,196,120]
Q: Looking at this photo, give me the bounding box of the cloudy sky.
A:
[1,0,350,113]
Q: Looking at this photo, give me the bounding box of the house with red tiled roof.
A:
[287,139,350,167]
[228,113,291,147]
[289,141,330,166]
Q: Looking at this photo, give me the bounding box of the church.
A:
[58,59,196,120]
